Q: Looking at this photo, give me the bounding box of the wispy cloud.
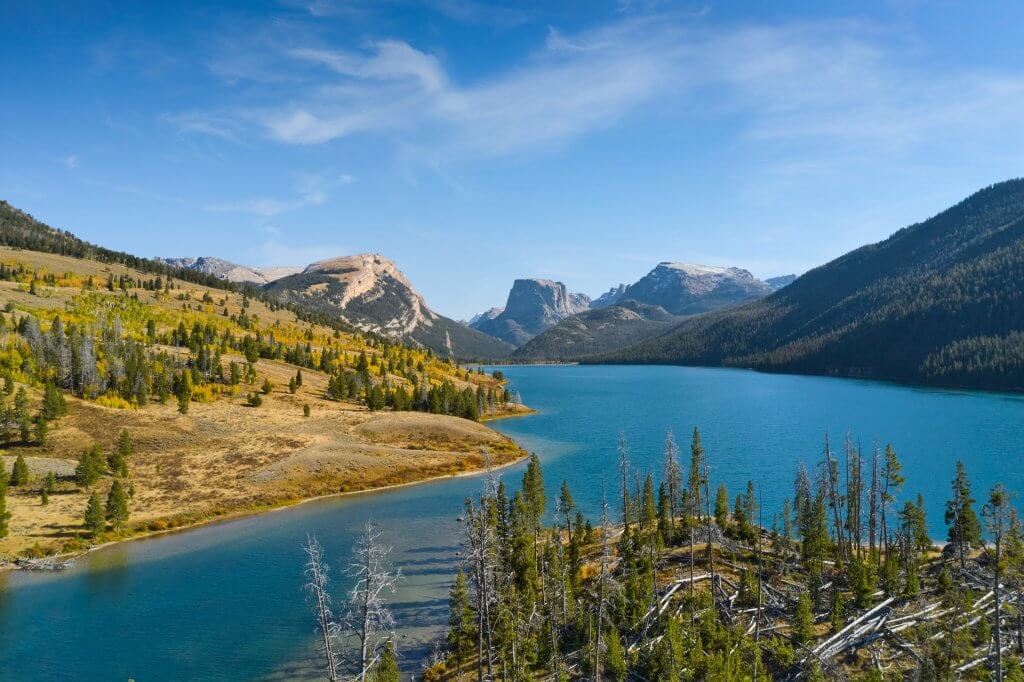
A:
[173,12,1024,173]
[63,155,79,169]
[246,239,349,266]
[206,170,353,216]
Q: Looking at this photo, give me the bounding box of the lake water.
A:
[3,364,1024,680]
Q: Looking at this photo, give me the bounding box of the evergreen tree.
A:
[604,625,627,682]
[688,427,705,517]
[447,570,474,676]
[33,416,47,445]
[945,460,982,567]
[106,479,129,529]
[714,483,730,528]
[793,590,814,644]
[10,453,29,486]
[0,462,10,538]
[84,491,105,534]
[371,640,399,682]
[75,445,106,487]
[41,382,67,420]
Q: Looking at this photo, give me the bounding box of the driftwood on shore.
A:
[12,556,75,571]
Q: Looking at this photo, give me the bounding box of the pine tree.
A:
[793,590,814,644]
[108,430,132,477]
[75,445,106,487]
[0,463,10,538]
[33,416,47,445]
[10,454,29,486]
[106,479,129,529]
[41,382,67,420]
[40,485,48,506]
[604,625,627,682]
[84,491,105,535]
[688,427,705,517]
[447,569,474,675]
[945,460,982,567]
[714,483,730,528]
[371,640,399,682]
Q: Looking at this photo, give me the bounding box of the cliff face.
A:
[471,278,591,346]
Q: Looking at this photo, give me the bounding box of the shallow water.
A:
[3,364,1024,680]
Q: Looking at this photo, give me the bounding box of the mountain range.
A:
[470,262,790,356]
[599,178,1024,391]
[5,177,1024,391]
[156,256,300,285]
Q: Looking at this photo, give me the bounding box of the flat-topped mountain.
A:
[157,256,299,285]
[266,254,513,359]
[600,179,1024,391]
[470,278,590,346]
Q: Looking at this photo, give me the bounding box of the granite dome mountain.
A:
[264,254,512,359]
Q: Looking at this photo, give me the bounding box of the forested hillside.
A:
[512,300,682,361]
[0,244,525,560]
[599,179,1024,391]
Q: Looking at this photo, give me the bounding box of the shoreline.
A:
[3,448,532,574]
[6,411,536,569]
[480,406,538,422]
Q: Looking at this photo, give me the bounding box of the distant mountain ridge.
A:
[597,179,1024,391]
[474,261,782,353]
[765,274,797,291]
[157,256,300,285]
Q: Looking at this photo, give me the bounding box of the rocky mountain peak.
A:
[469,278,591,347]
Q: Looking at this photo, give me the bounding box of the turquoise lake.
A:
[3,364,1024,680]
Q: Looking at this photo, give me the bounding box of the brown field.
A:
[0,360,526,560]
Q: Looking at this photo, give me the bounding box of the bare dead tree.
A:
[618,432,631,534]
[464,497,496,682]
[594,486,614,682]
[342,521,401,682]
[304,534,341,682]
[663,428,682,538]
[984,484,1013,682]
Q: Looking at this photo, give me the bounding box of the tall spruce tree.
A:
[84,491,105,535]
[106,479,129,529]
[945,460,982,568]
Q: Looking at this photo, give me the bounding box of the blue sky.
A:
[3,1,1024,319]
